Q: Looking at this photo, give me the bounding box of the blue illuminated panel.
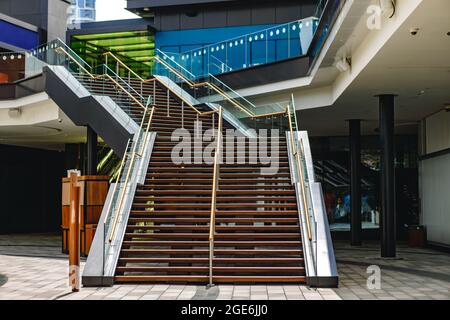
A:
[156,25,275,54]
[155,21,317,77]
[0,19,39,50]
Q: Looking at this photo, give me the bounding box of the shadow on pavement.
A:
[0,274,7,287]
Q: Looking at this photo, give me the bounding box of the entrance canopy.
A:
[69,20,155,78]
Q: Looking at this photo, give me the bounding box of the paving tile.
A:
[1,235,450,300]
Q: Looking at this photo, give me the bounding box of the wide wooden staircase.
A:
[73,72,305,284]
[91,78,305,284]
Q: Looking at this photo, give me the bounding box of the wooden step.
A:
[125,225,300,232]
[121,249,302,256]
[154,139,288,145]
[135,189,295,196]
[145,173,291,179]
[146,167,290,173]
[116,266,305,273]
[106,75,306,285]
[114,275,306,283]
[114,275,208,283]
[124,233,301,239]
[119,257,304,263]
[139,184,293,190]
[144,179,291,184]
[129,210,299,217]
[128,217,299,223]
[122,240,302,247]
[210,276,306,283]
[132,203,297,209]
[148,162,290,168]
[133,196,296,202]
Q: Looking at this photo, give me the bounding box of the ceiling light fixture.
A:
[410,27,420,36]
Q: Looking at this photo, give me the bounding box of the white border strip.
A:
[0,12,39,32]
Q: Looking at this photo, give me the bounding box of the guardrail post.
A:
[208,238,214,288]
[181,101,184,129]
[167,89,170,117]
[212,112,215,137]
[68,170,81,292]
[208,107,223,288]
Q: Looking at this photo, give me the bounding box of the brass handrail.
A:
[97,149,114,173]
[55,47,214,244]
[205,81,254,118]
[104,51,226,282]
[154,57,255,118]
[208,106,223,287]
[104,52,212,117]
[103,73,146,110]
[58,45,284,121]
[252,110,289,119]
[103,51,156,84]
[103,139,131,225]
[55,47,95,77]
[147,57,221,116]
[152,53,284,119]
[287,102,312,241]
[55,47,146,111]
[157,58,286,120]
[104,51,279,119]
[108,105,156,243]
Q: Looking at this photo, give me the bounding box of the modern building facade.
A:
[69,0,96,25]
[0,0,449,287]
[0,0,71,43]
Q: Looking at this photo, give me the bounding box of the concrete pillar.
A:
[349,119,362,246]
[378,94,396,257]
[86,126,98,175]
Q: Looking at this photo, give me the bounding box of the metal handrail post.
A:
[287,103,312,241]
[208,107,222,287]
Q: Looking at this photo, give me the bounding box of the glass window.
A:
[312,135,419,233]
[85,0,95,9]
[80,9,94,19]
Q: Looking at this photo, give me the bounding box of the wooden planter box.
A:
[62,175,109,256]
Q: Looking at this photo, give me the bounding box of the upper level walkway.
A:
[161,0,340,82]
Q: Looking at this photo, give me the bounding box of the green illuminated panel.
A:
[71,29,155,78]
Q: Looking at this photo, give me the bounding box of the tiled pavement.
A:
[0,234,449,300]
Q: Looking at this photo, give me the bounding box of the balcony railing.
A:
[166,16,319,78]
[160,0,343,79]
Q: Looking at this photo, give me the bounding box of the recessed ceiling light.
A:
[143,8,150,12]
[410,27,419,36]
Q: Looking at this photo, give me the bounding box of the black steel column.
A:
[86,126,98,176]
[379,95,396,257]
[349,119,362,246]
